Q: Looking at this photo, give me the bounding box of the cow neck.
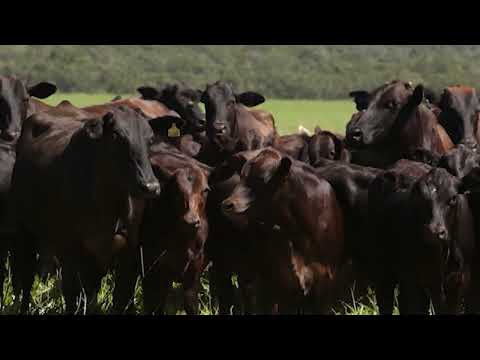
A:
[91,146,127,225]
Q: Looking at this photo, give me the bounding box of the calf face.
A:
[166,167,210,232]
[410,169,460,256]
[201,81,265,144]
[0,76,56,142]
[138,83,205,134]
[90,107,160,197]
[438,144,480,178]
[221,149,291,217]
[438,86,480,147]
[308,130,349,163]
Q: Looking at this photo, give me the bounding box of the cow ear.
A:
[410,84,424,107]
[148,115,185,137]
[137,86,160,100]
[27,82,57,99]
[235,92,265,107]
[269,157,292,189]
[84,118,104,140]
[102,112,116,131]
[314,126,322,134]
[459,167,480,194]
[349,90,370,111]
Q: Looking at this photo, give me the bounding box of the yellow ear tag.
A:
[168,123,181,138]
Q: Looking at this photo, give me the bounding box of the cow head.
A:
[84,106,160,198]
[0,76,56,142]
[155,164,210,232]
[438,85,480,148]
[438,144,480,178]
[137,83,205,133]
[200,81,265,146]
[308,129,349,163]
[346,80,423,147]
[409,169,463,270]
[221,148,291,217]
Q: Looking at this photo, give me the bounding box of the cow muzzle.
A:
[139,181,161,197]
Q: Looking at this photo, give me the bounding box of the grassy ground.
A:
[3,94,393,315]
[43,93,355,135]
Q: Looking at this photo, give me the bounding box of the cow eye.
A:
[386,101,397,110]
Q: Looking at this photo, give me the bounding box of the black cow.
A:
[8,105,160,314]
[369,162,475,314]
[0,76,57,306]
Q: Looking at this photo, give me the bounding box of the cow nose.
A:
[0,131,17,142]
[222,200,234,213]
[351,128,363,143]
[142,181,161,196]
[198,118,206,125]
[438,228,447,240]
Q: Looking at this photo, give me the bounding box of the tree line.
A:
[1,45,479,99]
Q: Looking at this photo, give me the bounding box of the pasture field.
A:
[43,93,356,135]
[0,94,396,315]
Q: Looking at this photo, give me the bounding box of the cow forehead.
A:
[0,76,24,97]
[419,170,458,198]
[245,150,281,178]
[207,83,234,98]
[374,83,410,103]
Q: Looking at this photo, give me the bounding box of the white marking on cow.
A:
[298,125,312,136]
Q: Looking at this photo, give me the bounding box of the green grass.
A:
[43,93,355,136]
[2,93,393,315]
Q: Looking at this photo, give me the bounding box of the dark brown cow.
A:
[8,105,160,314]
[205,149,266,314]
[112,146,212,315]
[200,81,277,166]
[308,128,350,164]
[369,160,475,314]
[220,148,344,314]
[346,81,453,168]
[438,85,480,147]
[312,158,382,304]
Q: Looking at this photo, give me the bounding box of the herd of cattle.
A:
[1,76,480,315]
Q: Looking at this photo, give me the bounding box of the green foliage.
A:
[3,45,480,99]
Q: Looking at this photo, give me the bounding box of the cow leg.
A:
[238,274,258,315]
[209,263,236,315]
[61,262,82,315]
[11,232,36,315]
[112,249,138,315]
[143,264,172,315]
[374,278,396,315]
[183,255,205,315]
[0,251,7,309]
[398,279,429,315]
[465,262,480,314]
[79,265,104,315]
